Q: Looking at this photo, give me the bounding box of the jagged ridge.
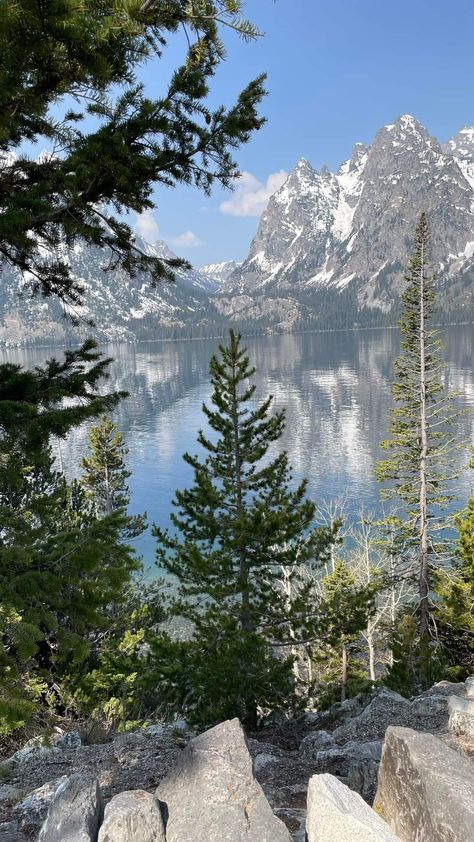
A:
[0,115,473,345]
[219,114,474,331]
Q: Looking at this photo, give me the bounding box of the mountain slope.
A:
[0,238,226,346]
[1,115,473,346]
[220,115,474,331]
[199,261,241,285]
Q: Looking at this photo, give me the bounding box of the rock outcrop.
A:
[12,778,67,836]
[0,677,472,842]
[306,773,400,841]
[98,790,166,842]
[374,726,474,841]
[39,774,102,842]
[448,695,474,738]
[156,718,292,842]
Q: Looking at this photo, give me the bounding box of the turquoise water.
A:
[3,325,473,570]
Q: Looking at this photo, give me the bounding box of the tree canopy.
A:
[0,1,265,304]
[0,343,140,733]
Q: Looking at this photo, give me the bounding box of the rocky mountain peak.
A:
[224,114,474,324]
[371,114,435,160]
[340,142,368,175]
[442,126,474,190]
[199,260,241,285]
[443,126,474,159]
[1,116,473,345]
[385,113,429,138]
[292,157,316,178]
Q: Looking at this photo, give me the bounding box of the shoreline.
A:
[0,318,472,354]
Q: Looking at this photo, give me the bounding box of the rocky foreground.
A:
[0,678,473,841]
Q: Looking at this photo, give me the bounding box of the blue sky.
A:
[135,0,474,267]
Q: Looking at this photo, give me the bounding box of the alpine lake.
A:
[3,325,473,572]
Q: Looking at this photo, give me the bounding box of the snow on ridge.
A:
[307,262,334,287]
[218,113,474,305]
[199,260,241,283]
[333,151,367,240]
[456,160,474,191]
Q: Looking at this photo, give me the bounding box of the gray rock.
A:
[0,784,21,805]
[311,740,382,802]
[409,694,448,717]
[253,752,281,774]
[374,689,407,704]
[8,744,58,766]
[374,726,474,841]
[274,808,307,842]
[465,676,474,700]
[156,717,291,841]
[12,777,67,835]
[306,773,400,841]
[55,730,81,750]
[113,731,144,764]
[333,689,411,744]
[299,730,335,757]
[98,790,165,842]
[448,695,474,738]
[339,694,368,712]
[143,724,165,737]
[0,820,28,841]
[39,774,102,842]
[421,679,467,698]
[302,711,324,727]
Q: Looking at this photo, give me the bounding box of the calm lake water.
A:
[2,326,473,569]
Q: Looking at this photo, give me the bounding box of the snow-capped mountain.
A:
[199,261,242,285]
[218,115,474,331]
[442,127,474,190]
[1,115,473,346]
[0,237,225,346]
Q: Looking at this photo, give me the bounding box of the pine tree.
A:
[0,343,140,732]
[154,331,335,728]
[312,559,375,705]
[434,450,474,676]
[81,415,146,537]
[0,1,265,304]
[376,213,461,667]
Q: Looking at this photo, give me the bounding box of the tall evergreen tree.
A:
[0,343,140,732]
[376,213,461,667]
[0,1,265,304]
[154,331,335,727]
[81,415,146,537]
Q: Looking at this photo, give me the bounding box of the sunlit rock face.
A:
[224,115,474,326]
[1,116,473,346]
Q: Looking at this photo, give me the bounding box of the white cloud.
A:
[219,169,288,217]
[168,230,204,248]
[134,211,203,249]
[134,209,160,242]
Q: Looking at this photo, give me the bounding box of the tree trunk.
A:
[105,461,112,516]
[230,355,257,729]
[367,628,376,682]
[364,528,376,680]
[388,550,396,668]
[230,358,251,634]
[281,565,302,685]
[419,241,430,641]
[341,644,348,703]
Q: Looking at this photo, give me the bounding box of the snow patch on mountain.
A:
[199,261,241,285]
[226,115,474,319]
